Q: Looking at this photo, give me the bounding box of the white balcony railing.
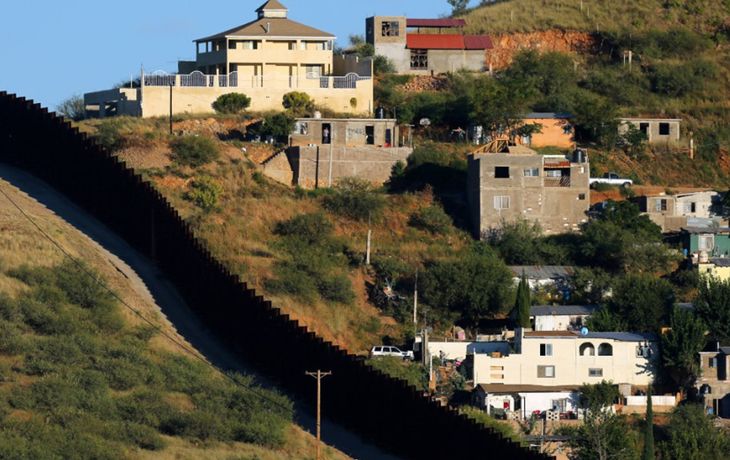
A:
[143,71,370,90]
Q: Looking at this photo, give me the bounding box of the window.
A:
[589,368,603,377]
[540,344,553,356]
[381,20,400,36]
[545,169,562,178]
[598,343,613,356]
[322,123,331,144]
[229,41,237,50]
[699,234,715,251]
[493,196,510,210]
[305,65,322,78]
[563,124,573,135]
[639,122,649,135]
[580,343,595,356]
[524,168,539,177]
[365,126,374,145]
[537,365,555,378]
[636,345,652,358]
[655,199,668,212]
[578,193,586,200]
[410,49,428,69]
[682,202,697,213]
[495,166,510,178]
[659,122,670,136]
[709,357,717,368]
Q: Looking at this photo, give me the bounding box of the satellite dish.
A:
[419,118,431,127]
[580,327,589,336]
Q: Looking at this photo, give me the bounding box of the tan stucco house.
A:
[85,1,373,118]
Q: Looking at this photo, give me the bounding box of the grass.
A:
[0,178,348,459]
[461,0,730,35]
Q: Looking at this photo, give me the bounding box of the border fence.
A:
[0,91,551,460]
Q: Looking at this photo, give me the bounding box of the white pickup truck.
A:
[589,172,633,187]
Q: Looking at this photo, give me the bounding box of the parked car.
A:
[590,172,633,187]
[370,345,414,360]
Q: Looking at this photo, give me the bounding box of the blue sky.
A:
[0,0,460,110]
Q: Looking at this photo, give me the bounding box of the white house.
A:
[473,384,581,419]
[531,305,599,332]
[473,328,657,388]
[509,265,575,292]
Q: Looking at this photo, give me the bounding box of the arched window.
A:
[598,343,613,356]
[579,343,595,356]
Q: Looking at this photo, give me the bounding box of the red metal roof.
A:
[406,34,466,50]
[464,35,494,50]
[406,18,466,28]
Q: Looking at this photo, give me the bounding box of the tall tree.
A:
[608,274,675,333]
[660,404,730,460]
[447,0,469,15]
[694,276,730,342]
[661,307,706,392]
[642,386,655,460]
[512,273,531,328]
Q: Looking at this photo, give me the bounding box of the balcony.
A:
[545,176,571,187]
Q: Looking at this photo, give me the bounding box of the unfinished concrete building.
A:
[365,16,492,75]
[618,118,681,144]
[262,117,412,188]
[634,191,722,232]
[467,145,590,237]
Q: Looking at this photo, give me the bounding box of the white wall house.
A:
[474,384,581,418]
[473,329,657,388]
[531,305,599,331]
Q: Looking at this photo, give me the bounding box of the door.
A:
[322,123,331,144]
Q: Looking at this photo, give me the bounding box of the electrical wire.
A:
[0,181,294,415]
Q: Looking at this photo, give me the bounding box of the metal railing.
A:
[545,176,572,187]
[143,70,369,90]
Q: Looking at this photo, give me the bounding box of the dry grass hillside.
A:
[0,174,348,459]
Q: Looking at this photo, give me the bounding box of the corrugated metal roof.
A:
[476,384,580,393]
[464,35,494,50]
[524,112,573,119]
[509,265,575,280]
[583,332,656,342]
[682,226,730,234]
[530,305,599,317]
[406,34,465,50]
[407,18,466,28]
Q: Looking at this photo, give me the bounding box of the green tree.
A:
[661,307,706,392]
[608,275,675,333]
[170,135,220,167]
[282,91,314,117]
[322,178,385,221]
[447,0,469,15]
[642,386,654,460]
[660,404,730,460]
[255,113,295,143]
[694,276,730,342]
[579,381,620,410]
[586,307,628,332]
[621,123,649,157]
[562,408,638,460]
[212,93,251,114]
[421,243,512,324]
[512,274,531,328]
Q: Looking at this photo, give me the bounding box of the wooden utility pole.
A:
[306,370,332,460]
[413,269,418,335]
[365,212,372,266]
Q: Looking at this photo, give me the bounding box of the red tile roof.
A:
[464,35,494,50]
[406,34,466,50]
[407,18,466,28]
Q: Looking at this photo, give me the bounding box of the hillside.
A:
[0,171,347,459]
[462,0,730,35]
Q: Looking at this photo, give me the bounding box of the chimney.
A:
[266,22,271,34]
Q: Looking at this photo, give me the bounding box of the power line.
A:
[0,181,293,415]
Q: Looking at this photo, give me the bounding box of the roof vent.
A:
[266,22,271,34]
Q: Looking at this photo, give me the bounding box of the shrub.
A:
[282,91,314,116]
[185,176,223,212]
[322,178,385,221]
[408,205,452,234]
[170,135,220,167]
[273,212,334,245]
[212,93,251,114]
[318,274,355,304]
[251,113,295,143]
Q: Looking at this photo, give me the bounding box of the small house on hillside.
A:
[681,226,730,259]
[618,118,681,144]
[530,305,599,332]
[473,384,581,419]
[509,265,575,291]
[520,113,574,149]
[634,191,722,232]
[697,343,730,418]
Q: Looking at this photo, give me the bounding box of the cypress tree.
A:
[513,273,531,328]
[642,386,655,460]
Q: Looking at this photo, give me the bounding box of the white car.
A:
[370,345,414,360]
[589,172,633,187]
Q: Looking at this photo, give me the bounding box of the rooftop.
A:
[476,384,580,393]
[682,226,730,235]
[509,265,575,280]
[523,330,657,342]
[530,305,599,317]
[524,112,573,120]
[709,257,730,267]
[406,18,466,28]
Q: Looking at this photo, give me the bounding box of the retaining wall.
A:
[0,90,550,460]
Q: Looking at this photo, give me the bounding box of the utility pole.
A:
[169,82,173,135]
[306,370,332,460]
[413,269,418,336]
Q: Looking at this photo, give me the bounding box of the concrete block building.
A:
[261,117,411,189]
[618,118,681,144]
[85,1,372,117]
[467,146,590,237]
[697,343,730,418]
[366,16,492,75]
[634,191,721,232]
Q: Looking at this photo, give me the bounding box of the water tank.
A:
[573,148,588,163]
[313,110,322,119]
[375,107,385,119]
